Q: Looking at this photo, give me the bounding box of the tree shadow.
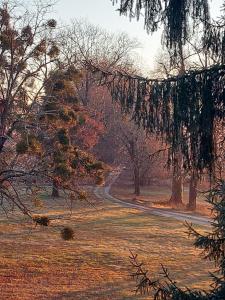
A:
[51,279,145,300]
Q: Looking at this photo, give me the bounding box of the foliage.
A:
[91,85,169,193]
[106,1,225,177]
[130,180,225,299]
[203,6,225,64]
[37,66,105,196]
[112,0,210,62]
[90,63,225,175]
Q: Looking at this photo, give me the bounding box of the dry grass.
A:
[0,187,214,299]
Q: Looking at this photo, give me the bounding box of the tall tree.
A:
[41,66,104,197]
[58,19,139,106]
[103,0,224,176]
[0,2,103,216]
[169,44,186,207]
[117,120,152,196]
[0,1,59,215]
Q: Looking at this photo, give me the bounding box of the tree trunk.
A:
[170,173,183,206]
[134,166,140,196]
[51,179,59,198]
[187,172,198,211]
[169,45,185,207]
[81,71,90,106]
[169,152,183,206]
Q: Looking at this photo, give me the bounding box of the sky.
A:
[54,0,224,73]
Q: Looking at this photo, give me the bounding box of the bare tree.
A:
[58,19,140,106]
[0,1,59,214]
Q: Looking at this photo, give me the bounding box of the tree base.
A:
[186,203,196,211]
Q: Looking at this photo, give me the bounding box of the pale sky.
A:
[54,0,224,73]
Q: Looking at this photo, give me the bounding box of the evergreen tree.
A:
[104,1,224,176]
[41,67,105,198]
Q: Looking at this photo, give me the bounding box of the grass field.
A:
[0,187,214,299]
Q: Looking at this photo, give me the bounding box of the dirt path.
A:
[94,169,211,226]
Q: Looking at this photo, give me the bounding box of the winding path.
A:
[94,169,211,226]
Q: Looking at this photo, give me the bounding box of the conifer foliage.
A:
[90,63,225,174]
[112,0,209,58]
[107,1,224,175]
[41,67,105,192]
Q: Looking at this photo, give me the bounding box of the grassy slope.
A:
[0,188,214,299]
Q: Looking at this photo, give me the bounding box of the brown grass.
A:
[0,187,214,299]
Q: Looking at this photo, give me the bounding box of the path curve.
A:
[94,170,211,226]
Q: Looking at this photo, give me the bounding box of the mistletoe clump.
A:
[61,226,74,240]
[33,216,50,227]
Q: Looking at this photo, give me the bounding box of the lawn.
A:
[0,187,214,299]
